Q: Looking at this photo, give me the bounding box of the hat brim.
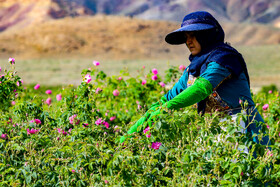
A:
[165,23,215,45]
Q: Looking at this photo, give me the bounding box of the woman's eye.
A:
[185,32,194,40]
[189,33,194,37]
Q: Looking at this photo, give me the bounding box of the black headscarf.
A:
[188,28,250,114]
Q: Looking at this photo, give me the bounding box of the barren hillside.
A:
[0,15,280,59]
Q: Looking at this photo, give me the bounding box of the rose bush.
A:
[0,60,279,186]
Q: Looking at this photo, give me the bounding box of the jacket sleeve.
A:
[200,62,231,89]
[166,77,213,110]
[164,67,189,101]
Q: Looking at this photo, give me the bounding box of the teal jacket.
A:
[164,61,270,148]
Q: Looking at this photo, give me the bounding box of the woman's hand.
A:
[119,96,168,143]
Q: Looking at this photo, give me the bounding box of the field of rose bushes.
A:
[0,58,280,186]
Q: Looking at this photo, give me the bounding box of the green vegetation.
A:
[0,61,279,186]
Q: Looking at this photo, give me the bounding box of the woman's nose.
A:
[186,37,192,45]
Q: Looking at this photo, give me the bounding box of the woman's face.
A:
[185,32,201,56]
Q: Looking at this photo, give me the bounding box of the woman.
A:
[120,11,270,151]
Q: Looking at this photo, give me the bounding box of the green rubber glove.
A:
[146,107,167,127]
[119,96,167,143]
[148,96,168,113]
[166,77,213,110]
[119,77,212,143]
[119,116,146,143]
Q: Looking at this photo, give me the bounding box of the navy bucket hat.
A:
[165,11,223,45]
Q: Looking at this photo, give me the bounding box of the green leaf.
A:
[155,121,162,130]
[26,175,32,184]
[223,173,231,180]
[227,126,235,135]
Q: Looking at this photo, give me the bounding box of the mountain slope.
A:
[1,0,280,32]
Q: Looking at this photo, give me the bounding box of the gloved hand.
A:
[146,107,167,127]
[119,77,213,143]
[119,96,167,143]
[147,96,168,113]
[119,116,146,143]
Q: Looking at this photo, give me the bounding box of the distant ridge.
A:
[1,0,280,32]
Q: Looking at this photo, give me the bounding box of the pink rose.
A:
[151,142,161,150]
[93,61,100,66]
[84,74,91,83]
[262,104,269,111]
[152,68,158,75]
[239,99,242,104]
[46,98,52,105]
[143,127,151,138]
[152,75,158,81]
[95,118,103,125]
[9,58,15,64]
[110,116,116,121]
[45,90,52,94]
[1,134,7,139]
[57,128,62,133]
[56,94,62,101]
[57,128,68,135]
[69,114,80,125]
[34,84,40,90]
[114,125,119,132]
[96,87,102,94]
[34,119,41,124]
[179,65,186,71]
[159,82,165,87]
[143,126,150,134]
[27,128,39,135]
[142,79,147,85]
[104,121,109,129]
[113,89,120,96]
[267,150,273,157]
